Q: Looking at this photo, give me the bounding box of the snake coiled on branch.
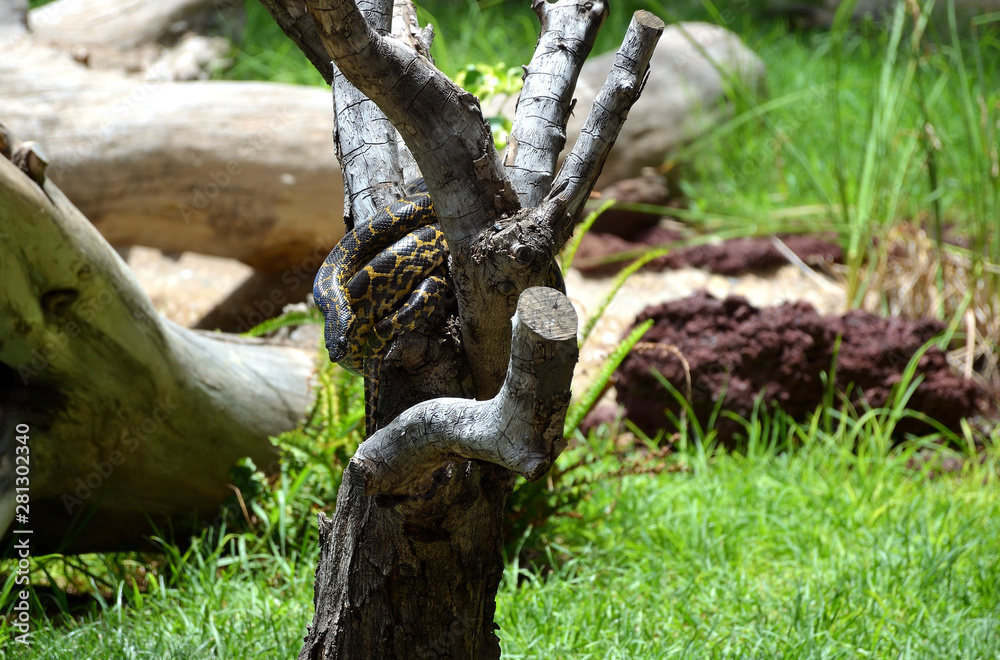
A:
[314,180,448,435]
[314,179,565,436]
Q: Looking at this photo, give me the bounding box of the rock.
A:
[144,33,232,82]
[490,22,766,188]
[28,0,214,49]
[615,291,985,442]
[569,22,766,187]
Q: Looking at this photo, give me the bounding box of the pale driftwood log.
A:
[0,142,314,553]
[28,0,212,49]
[257,0,663,656]
[2,18,343,271]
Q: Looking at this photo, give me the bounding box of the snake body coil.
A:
[314,180,566,436]
[314,182,447,434]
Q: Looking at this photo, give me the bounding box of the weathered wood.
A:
[504,0,607,207]
[457,9,664,398]
[2,30,344,270]
[301,289,575,659]
[0,144,313,552]
[543,10,666,248]
[256,0,335,83]
[330,0,421,229]
[353,287,578,498]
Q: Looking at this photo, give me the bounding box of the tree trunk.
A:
[0,134,314,553]
[259,0,663,656]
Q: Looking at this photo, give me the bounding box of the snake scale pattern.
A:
[314,179,565,436]
[314,180,448,435]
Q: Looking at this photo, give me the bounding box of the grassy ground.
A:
[5,1,1000,657]
[5,421,999,657]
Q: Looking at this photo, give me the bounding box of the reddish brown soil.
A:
[579,173,842,276]
[613,292,985,443]
[575,230,843,276]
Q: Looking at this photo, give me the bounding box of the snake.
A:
[314,179,565,436]
[314,180,449,435]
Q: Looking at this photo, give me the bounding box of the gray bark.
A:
[504,0,606,207]
[260,1,663,657]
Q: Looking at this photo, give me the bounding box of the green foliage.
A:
[453,62,524,148]
[5,395,997,657]
[560,199,616,276]
[240,306,323,338]
[219,1,327,86]
[505,319,660,558]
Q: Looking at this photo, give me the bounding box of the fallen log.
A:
[0,136,315,553]
[3,0,345,271]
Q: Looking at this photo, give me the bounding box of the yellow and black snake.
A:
[314,179,564,436]
[314,180,448,435]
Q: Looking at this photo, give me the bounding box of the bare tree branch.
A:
[544,10,666,248]
[332,0,418,228]
[353,287,577,498]
[504,0,607,207]
[305,0,517,243]
[293,4,664,656]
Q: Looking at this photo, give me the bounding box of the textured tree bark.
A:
[257,1,664,656]
[0,137,313,553]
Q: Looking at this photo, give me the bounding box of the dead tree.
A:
[259,1,663,656]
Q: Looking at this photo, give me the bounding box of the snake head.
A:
[323,315,349,362]
[325,331,349,363]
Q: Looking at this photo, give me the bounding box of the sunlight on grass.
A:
[5,419,998,658]
[4,2,999,657]
[498,429,1000,659]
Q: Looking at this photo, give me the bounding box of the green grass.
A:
[4,421,998,657]
[499,430,1000,658]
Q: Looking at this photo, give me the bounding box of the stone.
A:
[569,22,766,187]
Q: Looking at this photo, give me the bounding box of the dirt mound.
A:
[614,292,985,442]
[574,229,843,277]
